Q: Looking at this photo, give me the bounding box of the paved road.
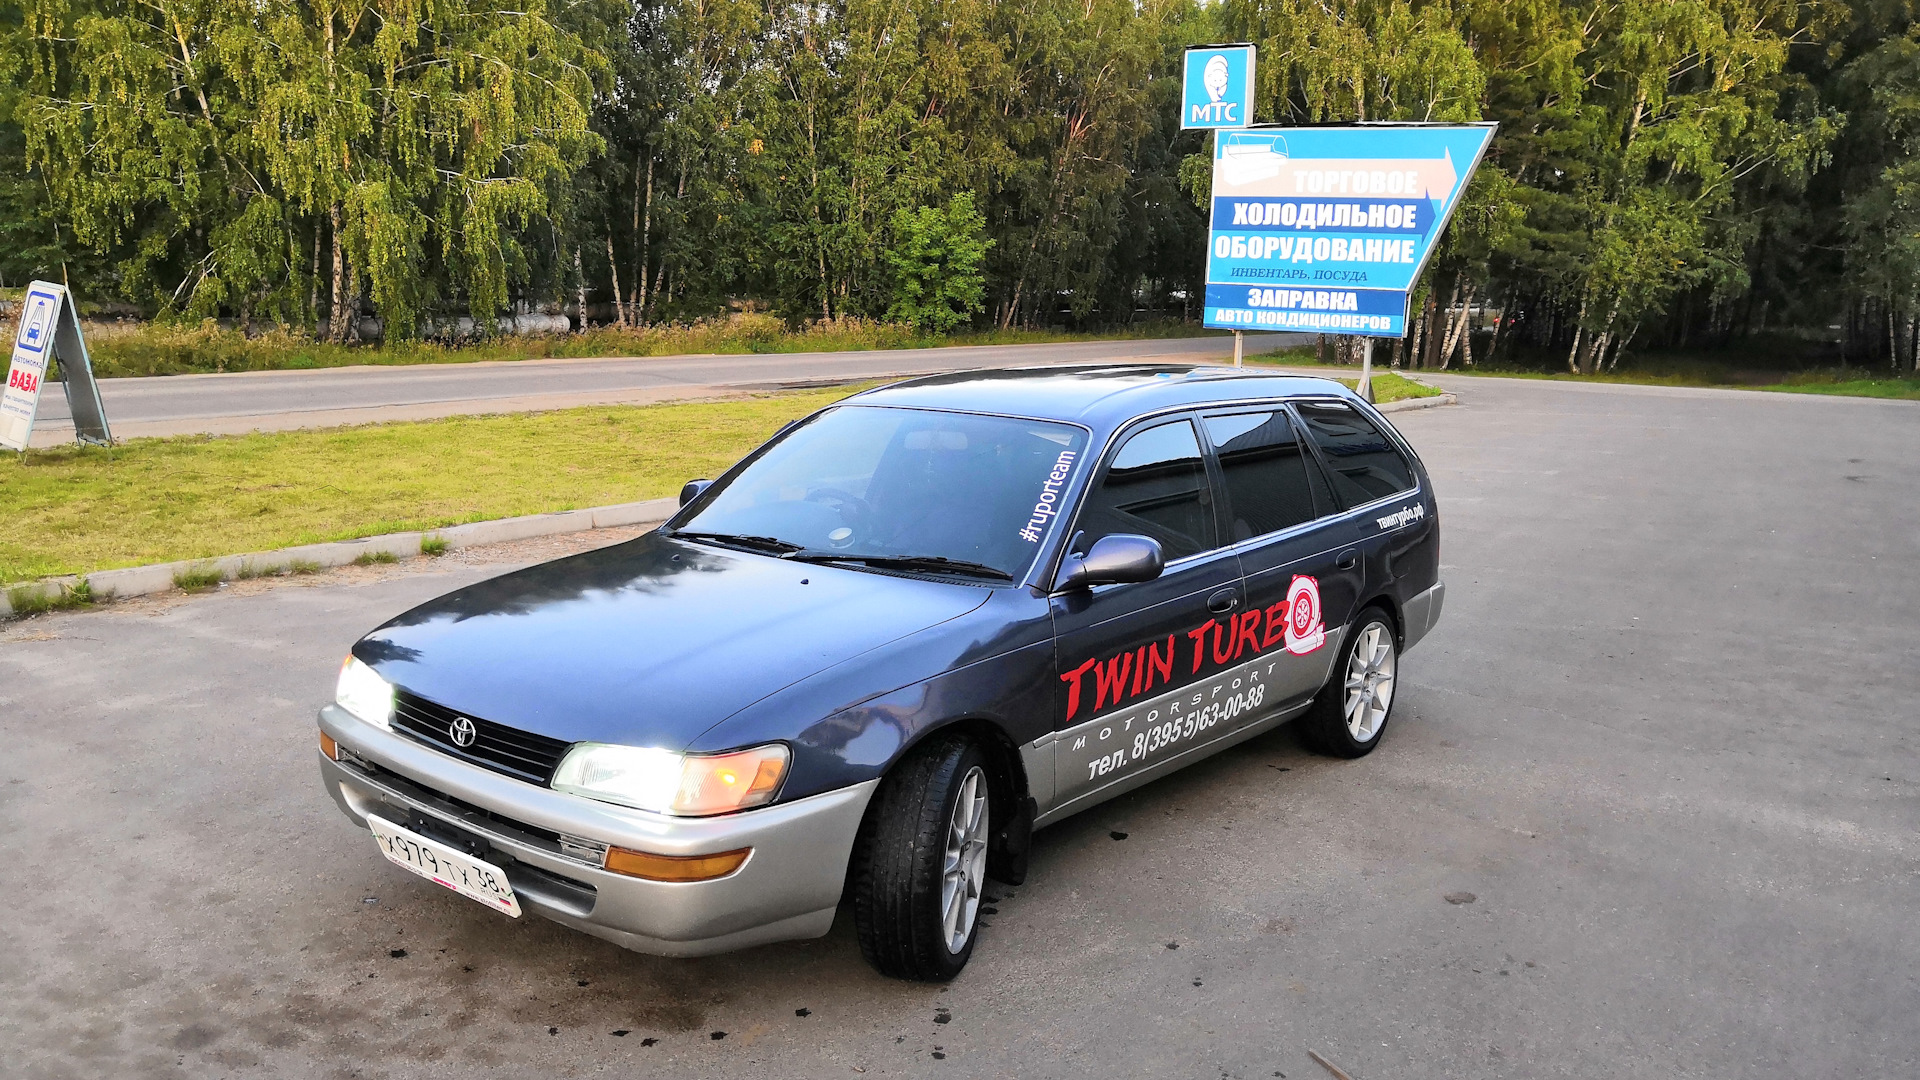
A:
[27,334,1308,445]
[4,377,1917,1078]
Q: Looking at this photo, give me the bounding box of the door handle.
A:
[1335,549,1359,570]
[1207,587,1239,614]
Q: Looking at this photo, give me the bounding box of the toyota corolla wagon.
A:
[318,365,1442,980]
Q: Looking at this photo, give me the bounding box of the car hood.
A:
[355,532,993,751]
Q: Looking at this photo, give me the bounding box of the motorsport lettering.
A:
[1059,575,1325,723]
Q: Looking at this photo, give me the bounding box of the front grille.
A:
[392,690,571,785]
[359,757,565,847]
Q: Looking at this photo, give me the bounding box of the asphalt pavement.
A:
[26,334,1308,446]
[3,375,1917,1078]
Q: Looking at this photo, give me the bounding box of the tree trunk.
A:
[636,157,653,323]
[1566,293,1590,373]
[1581,304,1619,374]
[606,234,626,329]
[1003,227,1044,331]
[1316,334,1327,365]
[1424,292,1443,369]
[1881,299,1896,372]
[1439,279,1472,370]
[1485,288,1510,366]
[819,246,832,323]
[327,204,348,344]
[1606,322,1638,371]
[573,247,587,333]
[345,247,362,344]
[309,222,322,333]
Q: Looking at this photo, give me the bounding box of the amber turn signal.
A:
[320,730,339,760]
[603,846,751,882]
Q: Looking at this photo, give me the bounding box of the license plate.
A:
[367,815,522,918]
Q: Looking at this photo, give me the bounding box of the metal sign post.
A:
[1196,122,1497,361]
[1359,338,1373,401]
[1,281,111,451]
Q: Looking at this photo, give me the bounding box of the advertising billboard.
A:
[1202,123,1497,337]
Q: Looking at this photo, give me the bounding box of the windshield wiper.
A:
[782,551,1013,582]
[669,530,805,555]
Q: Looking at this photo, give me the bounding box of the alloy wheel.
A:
[940,765,990,954]
[1342,623,1397,742]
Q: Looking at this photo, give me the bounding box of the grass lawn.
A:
[1247,341,1920,400]
[1242,354,1443,404]
[0,386,859,585]
[1750,375,1920,399]
[56,316,1219,379]
[0,367,1442,587]
[1343,371,1440,404]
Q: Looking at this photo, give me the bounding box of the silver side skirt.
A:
[1401,579,1445,651]
[1031,700,1310,829]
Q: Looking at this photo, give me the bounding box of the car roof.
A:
[842,363,1364,432]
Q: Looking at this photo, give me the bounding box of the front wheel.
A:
[851,736,992,980]
[1302,608,1399,758]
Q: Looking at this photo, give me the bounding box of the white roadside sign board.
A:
[2,281,111,450]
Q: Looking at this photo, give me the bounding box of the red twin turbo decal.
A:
[1059,575,1327,723]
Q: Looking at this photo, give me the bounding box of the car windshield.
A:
[677,405,1090,581]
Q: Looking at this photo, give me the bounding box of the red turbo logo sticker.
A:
[1283,575,1325,655]
[1060,575,1328,723]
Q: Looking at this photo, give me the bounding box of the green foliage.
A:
[11,0,603,336]
[3,0,1916,366]
[885,195,993,333]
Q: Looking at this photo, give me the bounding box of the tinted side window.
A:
[1205,411,1322,542]
[1076,419,1216,561]
[1294,402,1416,506]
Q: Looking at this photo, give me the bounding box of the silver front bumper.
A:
[317,704,878,957]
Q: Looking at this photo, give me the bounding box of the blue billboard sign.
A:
[1182,45,1256,130]
[1202,123,1497,336]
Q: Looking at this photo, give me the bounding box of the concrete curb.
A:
[1375,391,1458,413]
[4,496,681,619]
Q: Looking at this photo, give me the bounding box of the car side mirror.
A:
[679,479,713,507]
[1054,534,1164,591]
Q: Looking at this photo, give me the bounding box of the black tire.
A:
[1301,607,1399,758]
[851,735,992,981]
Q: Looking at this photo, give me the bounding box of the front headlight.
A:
[551,742,789,816]
[335,656,394,730]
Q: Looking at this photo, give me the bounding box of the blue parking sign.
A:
[1182,45,1256,130]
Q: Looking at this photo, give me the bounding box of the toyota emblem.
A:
[449,716,478,748]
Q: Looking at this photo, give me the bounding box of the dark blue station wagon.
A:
[318,365,1444,980]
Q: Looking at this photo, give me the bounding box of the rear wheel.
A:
[1302,608,1398,758]
[851,736,991,981]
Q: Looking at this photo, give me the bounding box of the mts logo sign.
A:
[1190,100,1240,126]
[1182,44,1255,131]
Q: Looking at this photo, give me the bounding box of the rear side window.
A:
[1204,411,1327,542]
[1293,401,1416,507]
[1075,419,1216,561]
